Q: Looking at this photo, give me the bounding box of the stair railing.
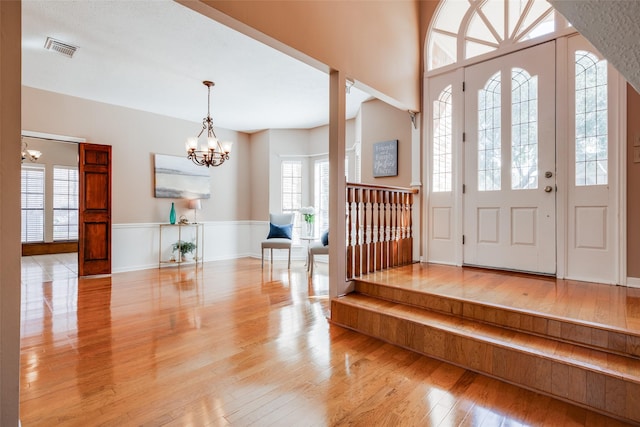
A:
[346,183,418,279]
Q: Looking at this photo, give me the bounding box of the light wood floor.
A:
[20,256,632,426]
[359,263,640,332]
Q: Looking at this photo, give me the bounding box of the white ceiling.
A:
[22,0,372,133]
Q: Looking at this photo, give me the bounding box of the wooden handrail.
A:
[346,183,418,279]
[346,182,419,193]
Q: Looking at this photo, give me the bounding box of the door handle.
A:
[544,185,553,193]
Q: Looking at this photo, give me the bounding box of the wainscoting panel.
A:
[112,221,308,273]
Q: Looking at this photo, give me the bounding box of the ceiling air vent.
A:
[44,37,78,58]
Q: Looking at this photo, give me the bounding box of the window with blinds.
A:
[314,159,329,235]
[344,157,349,184]
[53,166,79,241]
[281,160,302,240]
[21,166,45,243]
[313,156,351,235]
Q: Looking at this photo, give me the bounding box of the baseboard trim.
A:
[626,277,640,288]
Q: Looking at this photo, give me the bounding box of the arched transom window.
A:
[428,0,568,71]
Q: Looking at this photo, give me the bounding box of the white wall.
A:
[360,99,413,186]
[250,130,270,221]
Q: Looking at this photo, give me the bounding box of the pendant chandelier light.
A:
[186,81,232,167]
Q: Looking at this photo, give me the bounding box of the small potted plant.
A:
[172,240,197,262]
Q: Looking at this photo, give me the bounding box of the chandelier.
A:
[21,138,42,163]
[186,81,232,167]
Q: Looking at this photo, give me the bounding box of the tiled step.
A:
[354,279,640,359]
[331,292,640,425]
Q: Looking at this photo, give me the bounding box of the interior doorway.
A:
[20,133,80,257]
[20,133,114,277]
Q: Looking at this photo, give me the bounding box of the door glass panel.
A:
[511,68,538,189]
[478,72,501,191]
[433,85,453,192]
[575,50,607,186]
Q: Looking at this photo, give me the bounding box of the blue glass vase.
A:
[169,202,176,224]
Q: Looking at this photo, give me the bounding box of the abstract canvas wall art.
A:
[154,154,210,199]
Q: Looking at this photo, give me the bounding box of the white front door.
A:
[463,42,556,274]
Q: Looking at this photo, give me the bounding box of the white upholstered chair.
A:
[261,213,294,268]
[307,241,329,275]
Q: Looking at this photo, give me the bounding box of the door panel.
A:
[78,143,111,276]
[565,35,619,284]
[464,41,556,274]
[427,69,463,264]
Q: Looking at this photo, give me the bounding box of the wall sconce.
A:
[21,138,42,163]
[346,78,355,94]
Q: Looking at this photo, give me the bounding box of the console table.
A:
[158,223,204,267]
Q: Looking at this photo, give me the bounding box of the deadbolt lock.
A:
[545,171,553,178]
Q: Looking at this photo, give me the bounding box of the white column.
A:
[409,111,422,261]
[329,70,349,298]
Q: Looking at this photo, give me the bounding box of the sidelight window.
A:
[432,85,453,192]
[575,50,608,186]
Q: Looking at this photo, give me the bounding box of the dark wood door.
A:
[78,143,111,276]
